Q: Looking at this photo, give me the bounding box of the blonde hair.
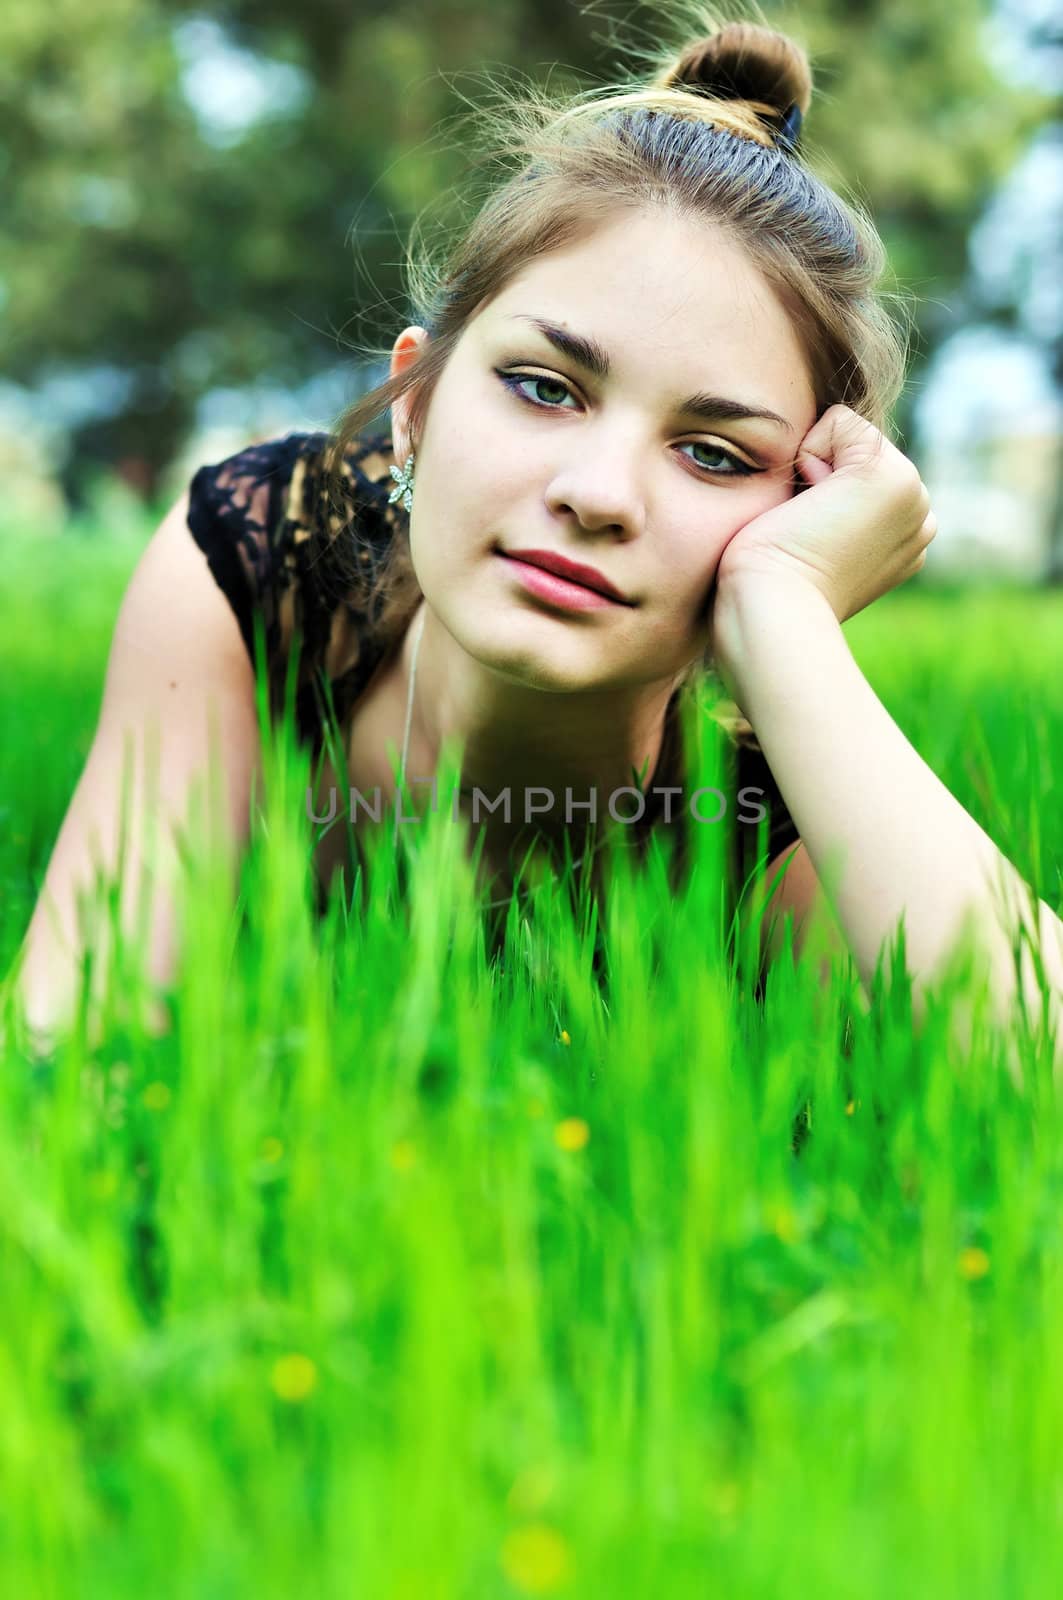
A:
[322,3,911,661]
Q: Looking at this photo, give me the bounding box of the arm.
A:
[718,571,1063,1065]
[7,493,263,1054]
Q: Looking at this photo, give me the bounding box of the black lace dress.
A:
[185,428,801,914]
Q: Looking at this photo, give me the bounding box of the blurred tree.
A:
[0,0,1053,505]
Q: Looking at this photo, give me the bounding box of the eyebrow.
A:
[506,315,796,435]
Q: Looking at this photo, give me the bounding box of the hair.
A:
[321,2,911,684]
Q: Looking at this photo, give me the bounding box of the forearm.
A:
[714,573,1063,1036]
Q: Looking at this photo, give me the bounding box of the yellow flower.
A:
[260,1136,284,1163]
[559,1030,571,1047]
[554,1118,590,1153]
[270,1353,318,1402]
[390,1138,418,1172]
[845,1099,857,1116]
[142,1081,171,1111]
[958,1246,991,1281]
[500,1523,571,1594]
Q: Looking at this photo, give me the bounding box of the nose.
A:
[544,444,646,540]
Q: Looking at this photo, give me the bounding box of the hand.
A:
[712,404,938,626]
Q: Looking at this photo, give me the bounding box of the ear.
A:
[389,326,431,464]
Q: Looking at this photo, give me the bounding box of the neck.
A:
[396,601,679,844]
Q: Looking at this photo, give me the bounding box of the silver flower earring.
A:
[388,452,416,513]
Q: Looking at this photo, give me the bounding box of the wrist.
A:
[711,570,840,699]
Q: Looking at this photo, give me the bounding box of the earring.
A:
[388,452,416,513]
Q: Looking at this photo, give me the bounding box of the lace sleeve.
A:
[186,434,322,683]
[185,428,405,753]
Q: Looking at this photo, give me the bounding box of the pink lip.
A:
[498,553,627,613]
[497,547,631,606]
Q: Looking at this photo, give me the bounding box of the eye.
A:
[496,370,579,411]
[679,441,758,479]
[494,368,760,479]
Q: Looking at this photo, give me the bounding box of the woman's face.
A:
[392,207,819,698]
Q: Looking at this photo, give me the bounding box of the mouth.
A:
[494,545,634,608]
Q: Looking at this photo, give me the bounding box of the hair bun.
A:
[657,20,812,132]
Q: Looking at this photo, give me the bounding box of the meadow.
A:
[1,519,1062,1596]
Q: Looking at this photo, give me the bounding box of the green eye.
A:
[681,443,756,478]
[498,371,576,409]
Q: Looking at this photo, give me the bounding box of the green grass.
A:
[1,522,1062,1596]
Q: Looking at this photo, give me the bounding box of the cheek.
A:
[694,477,793,561]
[419,428,520,535]
[407,503,493,597]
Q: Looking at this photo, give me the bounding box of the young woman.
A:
[13,15,1063,1057]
